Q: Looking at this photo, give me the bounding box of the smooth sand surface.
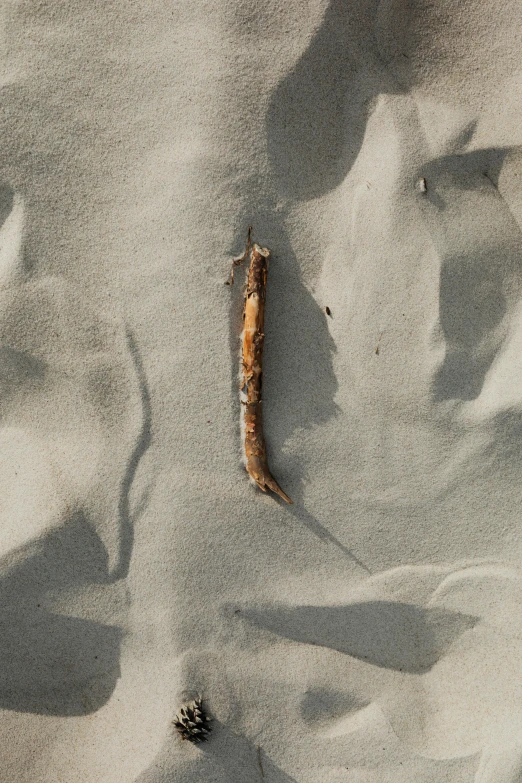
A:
[1,1,522,781]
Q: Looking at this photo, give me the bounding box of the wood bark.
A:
[240,242,292,503]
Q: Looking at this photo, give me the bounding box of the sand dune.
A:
[0,1,522,781]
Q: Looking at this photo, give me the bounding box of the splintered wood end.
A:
[252,243,270,258]
[246,455,293,504]
[265,476,293,504]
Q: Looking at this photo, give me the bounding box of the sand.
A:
[0,1,522,781]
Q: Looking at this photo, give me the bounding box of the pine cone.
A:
[173,696,212,743]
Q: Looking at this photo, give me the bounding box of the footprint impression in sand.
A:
[419,133,522,417]
[377,563,522,782]
[245,561,522,782]
[0,186,147,714]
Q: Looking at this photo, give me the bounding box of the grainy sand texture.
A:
[1,1,522,781]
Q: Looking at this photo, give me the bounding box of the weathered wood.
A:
[240,242,292,503]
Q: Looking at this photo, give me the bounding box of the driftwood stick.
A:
[239,238,292,504]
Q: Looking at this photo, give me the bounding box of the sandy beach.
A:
[1,1,522,781]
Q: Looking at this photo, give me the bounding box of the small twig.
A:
[226,225,252,285]
[375,331,383,355]
[257,745,264,778]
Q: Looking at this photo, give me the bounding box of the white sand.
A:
[1,1,522,781]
